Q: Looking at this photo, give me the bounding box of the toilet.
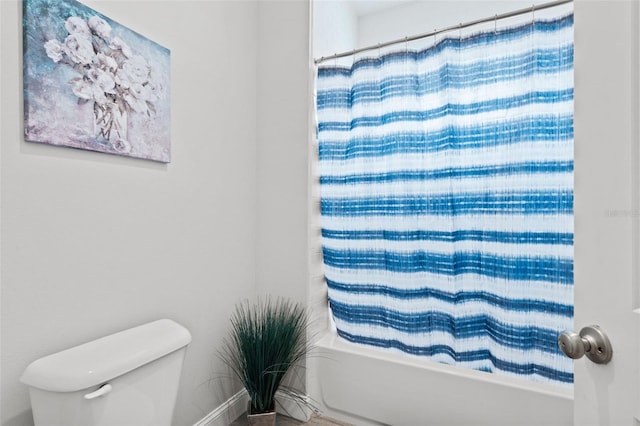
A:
[20,319,192,426]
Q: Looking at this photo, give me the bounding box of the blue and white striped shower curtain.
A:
[315,15,574,385]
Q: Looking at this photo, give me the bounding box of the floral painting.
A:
[23,0,171,162]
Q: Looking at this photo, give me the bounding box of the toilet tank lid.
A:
[20,319,192,392]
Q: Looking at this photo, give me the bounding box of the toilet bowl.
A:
[20,319,192,426]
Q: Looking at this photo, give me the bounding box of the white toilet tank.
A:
[20,319,192,426]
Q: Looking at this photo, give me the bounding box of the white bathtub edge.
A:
[315,330,574,401]
[310,330,574,426]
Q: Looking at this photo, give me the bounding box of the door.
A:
[573,0,639,425]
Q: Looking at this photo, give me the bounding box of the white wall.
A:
[256,0,310,305]
[313,0,357,65]
[357,1,539,51]
[1,1,309,425]
[313,0,573,61]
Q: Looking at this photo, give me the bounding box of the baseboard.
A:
[192,389,313,426]
[193,390,248,426]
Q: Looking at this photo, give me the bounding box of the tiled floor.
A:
[230,413,353,426]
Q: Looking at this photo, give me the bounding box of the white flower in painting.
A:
[112,138,132,153]
[65,16,90,35]
[144,82,159,103]
[147,80,164,101]
[123,83,152,114]
[89,68,116,94]
[116,55,150,88]
[72,79,94,101]
[44,39,64,63]
[95,52,117,72]
[108,37,132,58]
[72,69,116,105]
[64,33,95,65]
[88,16,112,40]
[143,70,164,100]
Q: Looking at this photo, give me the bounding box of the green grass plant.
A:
[219,298,312,415]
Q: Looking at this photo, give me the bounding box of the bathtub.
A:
[307,326,573,426]
[305,139,572,426]
[305,226,573,425]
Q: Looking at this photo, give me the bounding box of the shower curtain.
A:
[315,14,574,385]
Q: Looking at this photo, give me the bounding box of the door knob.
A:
[558,325,612,364]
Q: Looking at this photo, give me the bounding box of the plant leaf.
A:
[217,298,314,414]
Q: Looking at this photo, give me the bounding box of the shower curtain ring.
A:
[531,4,535,22]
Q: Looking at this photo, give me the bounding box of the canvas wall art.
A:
[23,0,171,163]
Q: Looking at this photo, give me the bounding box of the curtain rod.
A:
[314,0,573,65]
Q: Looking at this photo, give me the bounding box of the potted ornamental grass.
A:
[219,298,316,425]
